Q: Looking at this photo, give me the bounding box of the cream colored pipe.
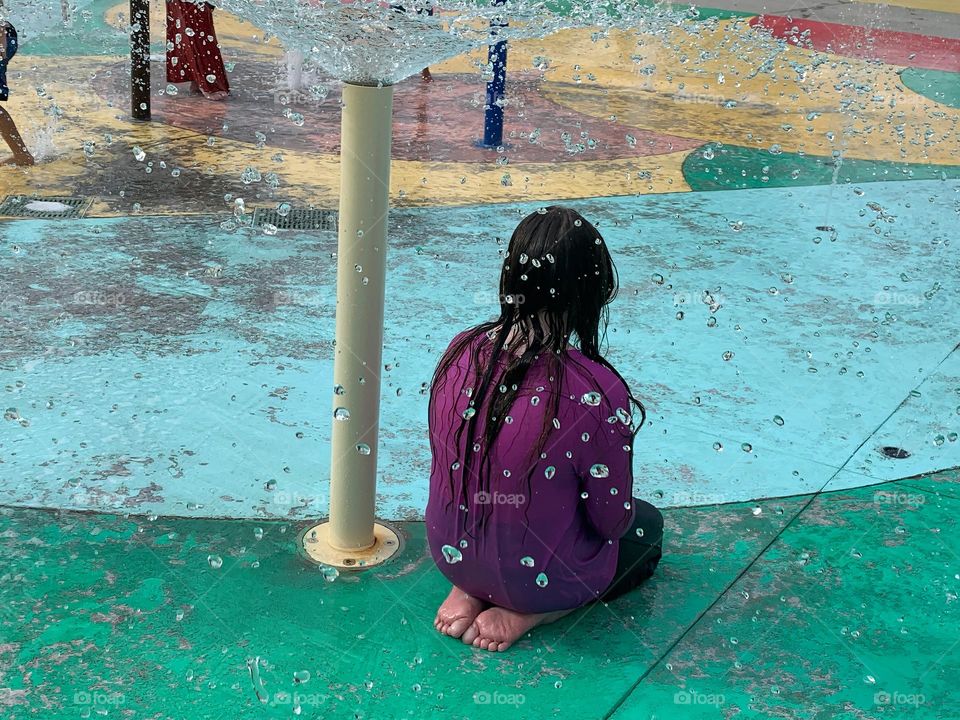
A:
[328,82,395,551]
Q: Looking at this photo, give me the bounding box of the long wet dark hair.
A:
[428,206,646,537]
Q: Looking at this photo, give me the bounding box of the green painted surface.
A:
[682,142,960,191]
[546,0,753,21]
[900,67,960,110]
[2,471,957,718]
[613,472,959,720]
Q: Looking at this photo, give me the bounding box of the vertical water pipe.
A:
[480,0,508,148]
[130,0,150,120]
[302,83,401,568]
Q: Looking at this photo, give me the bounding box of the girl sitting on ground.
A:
[426,206,663,652]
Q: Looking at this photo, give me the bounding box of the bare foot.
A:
[434,587,487,639]
[462,606,573,652]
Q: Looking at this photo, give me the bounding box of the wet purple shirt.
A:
[426,330,636,614]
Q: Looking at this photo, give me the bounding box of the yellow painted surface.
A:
[444,23,960,166]
[3,9,957,212]
[854,0,960,13]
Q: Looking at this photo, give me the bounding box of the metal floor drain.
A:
[0,195,92,219]
[252,207,338,232]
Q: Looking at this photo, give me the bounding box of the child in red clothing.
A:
[166,0,230,100]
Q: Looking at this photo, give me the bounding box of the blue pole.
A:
[481,0,508,148]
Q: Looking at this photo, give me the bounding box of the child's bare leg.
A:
[462,606,574,652]
[434,585,487,639]
[0,108,34,166]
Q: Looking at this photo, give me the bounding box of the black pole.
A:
[130,0,151,120]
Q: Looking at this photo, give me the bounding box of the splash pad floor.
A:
[1,0,960,716]
[2,469,958,718]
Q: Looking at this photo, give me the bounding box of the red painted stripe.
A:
[749,15,960,72]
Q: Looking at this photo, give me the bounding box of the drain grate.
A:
[252,207,338,232]
[0,195,92,219]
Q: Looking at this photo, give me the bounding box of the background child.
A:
[426,206,663,652]
[0,20,34,166]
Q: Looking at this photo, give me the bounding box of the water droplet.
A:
[334,407,350,421]
[722,351,734,361]
[207,554,223,569]
[713,442,723,452]
[773,415,785,426]
[520,556,535,567]
[356,443,371,455]
[530,396,540,406]
[462,407,476,419]
[441,545,463,564]
[589,464,610,478]
[253,527,263,540]
[581,432,590,442]
[741,443,753,452]
[293,670,311,684]
[535,572,549,588]
[333,384,345,395]
[264,479,277,491]
[635,527,645,538]
[581,391,602,406]
[580,491,589,500]
[544,466,556,479]
[319,564,339,582]
[751,506,762,516]
[610,488,618,496]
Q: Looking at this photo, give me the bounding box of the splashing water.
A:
[213,0,681,86]
[441,544,463,564]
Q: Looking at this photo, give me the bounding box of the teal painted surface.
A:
[0,472,956,718]
[2,180,958,519]
[8,0,131,57]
